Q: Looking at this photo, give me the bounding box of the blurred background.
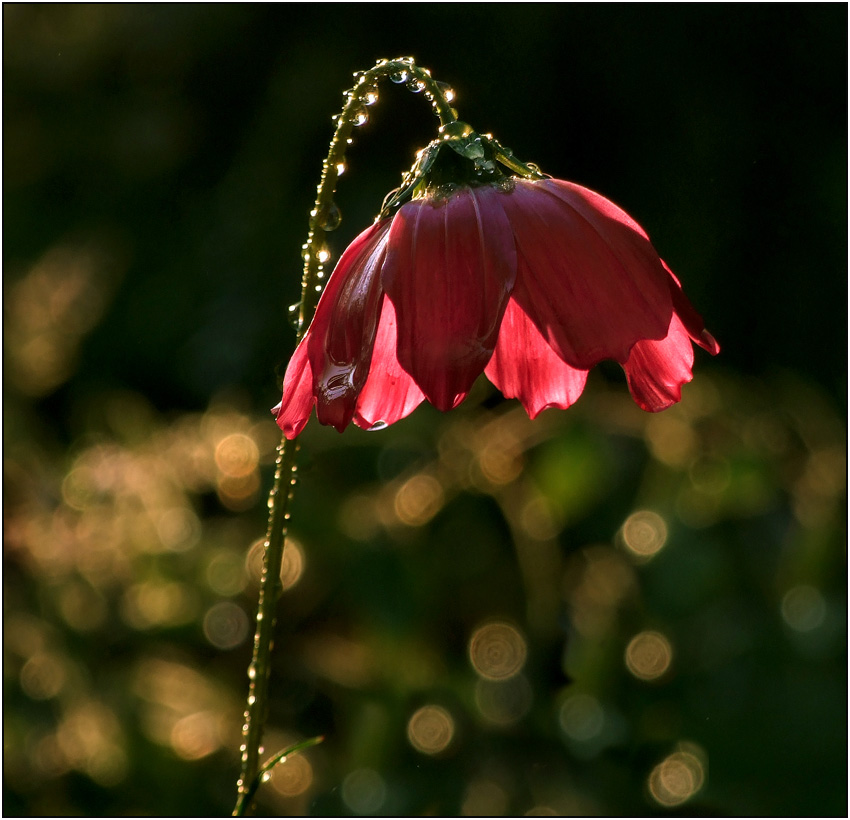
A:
[3,4,846,816]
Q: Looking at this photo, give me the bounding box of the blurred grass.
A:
[3,4,846,817]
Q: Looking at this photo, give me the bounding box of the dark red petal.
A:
[485,297,588,418]
[353,296,425,430]
[274,339,315,439]
[662,261,720,355]
[502,179,672,368]
[623,314,695,412]
[307,220,391,432]
[383,186,516,411]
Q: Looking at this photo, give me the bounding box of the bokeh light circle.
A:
[406,705,455,755]
[625,630,673,681]
[469,622,527,680]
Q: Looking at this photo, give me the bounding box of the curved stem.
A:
[233,57,458,817]
[296,58,458,331]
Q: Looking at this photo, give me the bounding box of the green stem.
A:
[233,57,458,817]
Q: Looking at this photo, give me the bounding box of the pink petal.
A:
[662,261,720,355]
[273,339,315,439]
[382,186,517,411]
[485,297,588,418]
[501,179,672,368]
[622,314,695,412]
[353,296,425,430]
[307,220,391,432]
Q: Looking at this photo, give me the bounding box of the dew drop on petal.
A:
[367,420,389,431]
[390,69,409,84]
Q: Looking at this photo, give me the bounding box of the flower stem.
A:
[233,57,458,817]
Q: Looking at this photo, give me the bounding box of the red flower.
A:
[274,178,718,439]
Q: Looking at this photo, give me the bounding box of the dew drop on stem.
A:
[318,202,342,231]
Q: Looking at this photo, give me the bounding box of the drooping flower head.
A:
[274,119,718,439]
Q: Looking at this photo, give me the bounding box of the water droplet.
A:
[362,86,379,106]
[436,81,455,102]
[256,612,264,622]
[240,744,247,752]
[318,202,342,231]
[439,121,474,140]
[407,77,426,93]
[248,664,257,680]
[390,69,409,84]
[317,248,331,264]
[462,140,485,160]
[248,695,256,705]
[262,772,271,783]
[288,302,301,329]
[368,420,389,431]
[353,107,369,126]
[336,162,346,176]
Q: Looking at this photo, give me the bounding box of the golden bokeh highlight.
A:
[170,711,221,760]
[214,433,259,478]
[54,700,128,787]
[245,538,305,591]
[132,657,232,764]
[625,631,673,681]
[271,753,314,797]
[469,622,527,680]
[202,601,249,650]
[648,744,707,807]
[5,240,123,396]
[406,705,455,755]
[121,580,197,630]
[394,473,445,526]
[620,510,668,559]
[20,652,67,700]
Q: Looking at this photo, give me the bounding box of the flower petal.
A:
[307,220,391,432]
[353,296,425,430]
[622,314,695,412]
[502,179,672,368]
[273,339,315,439]
[485,297,588,418]
[662,261,720,355]
[383,186,516,411]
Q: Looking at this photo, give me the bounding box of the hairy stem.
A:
[233,57,458,817]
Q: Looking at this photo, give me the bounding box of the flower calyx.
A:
[378,122,548,220]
